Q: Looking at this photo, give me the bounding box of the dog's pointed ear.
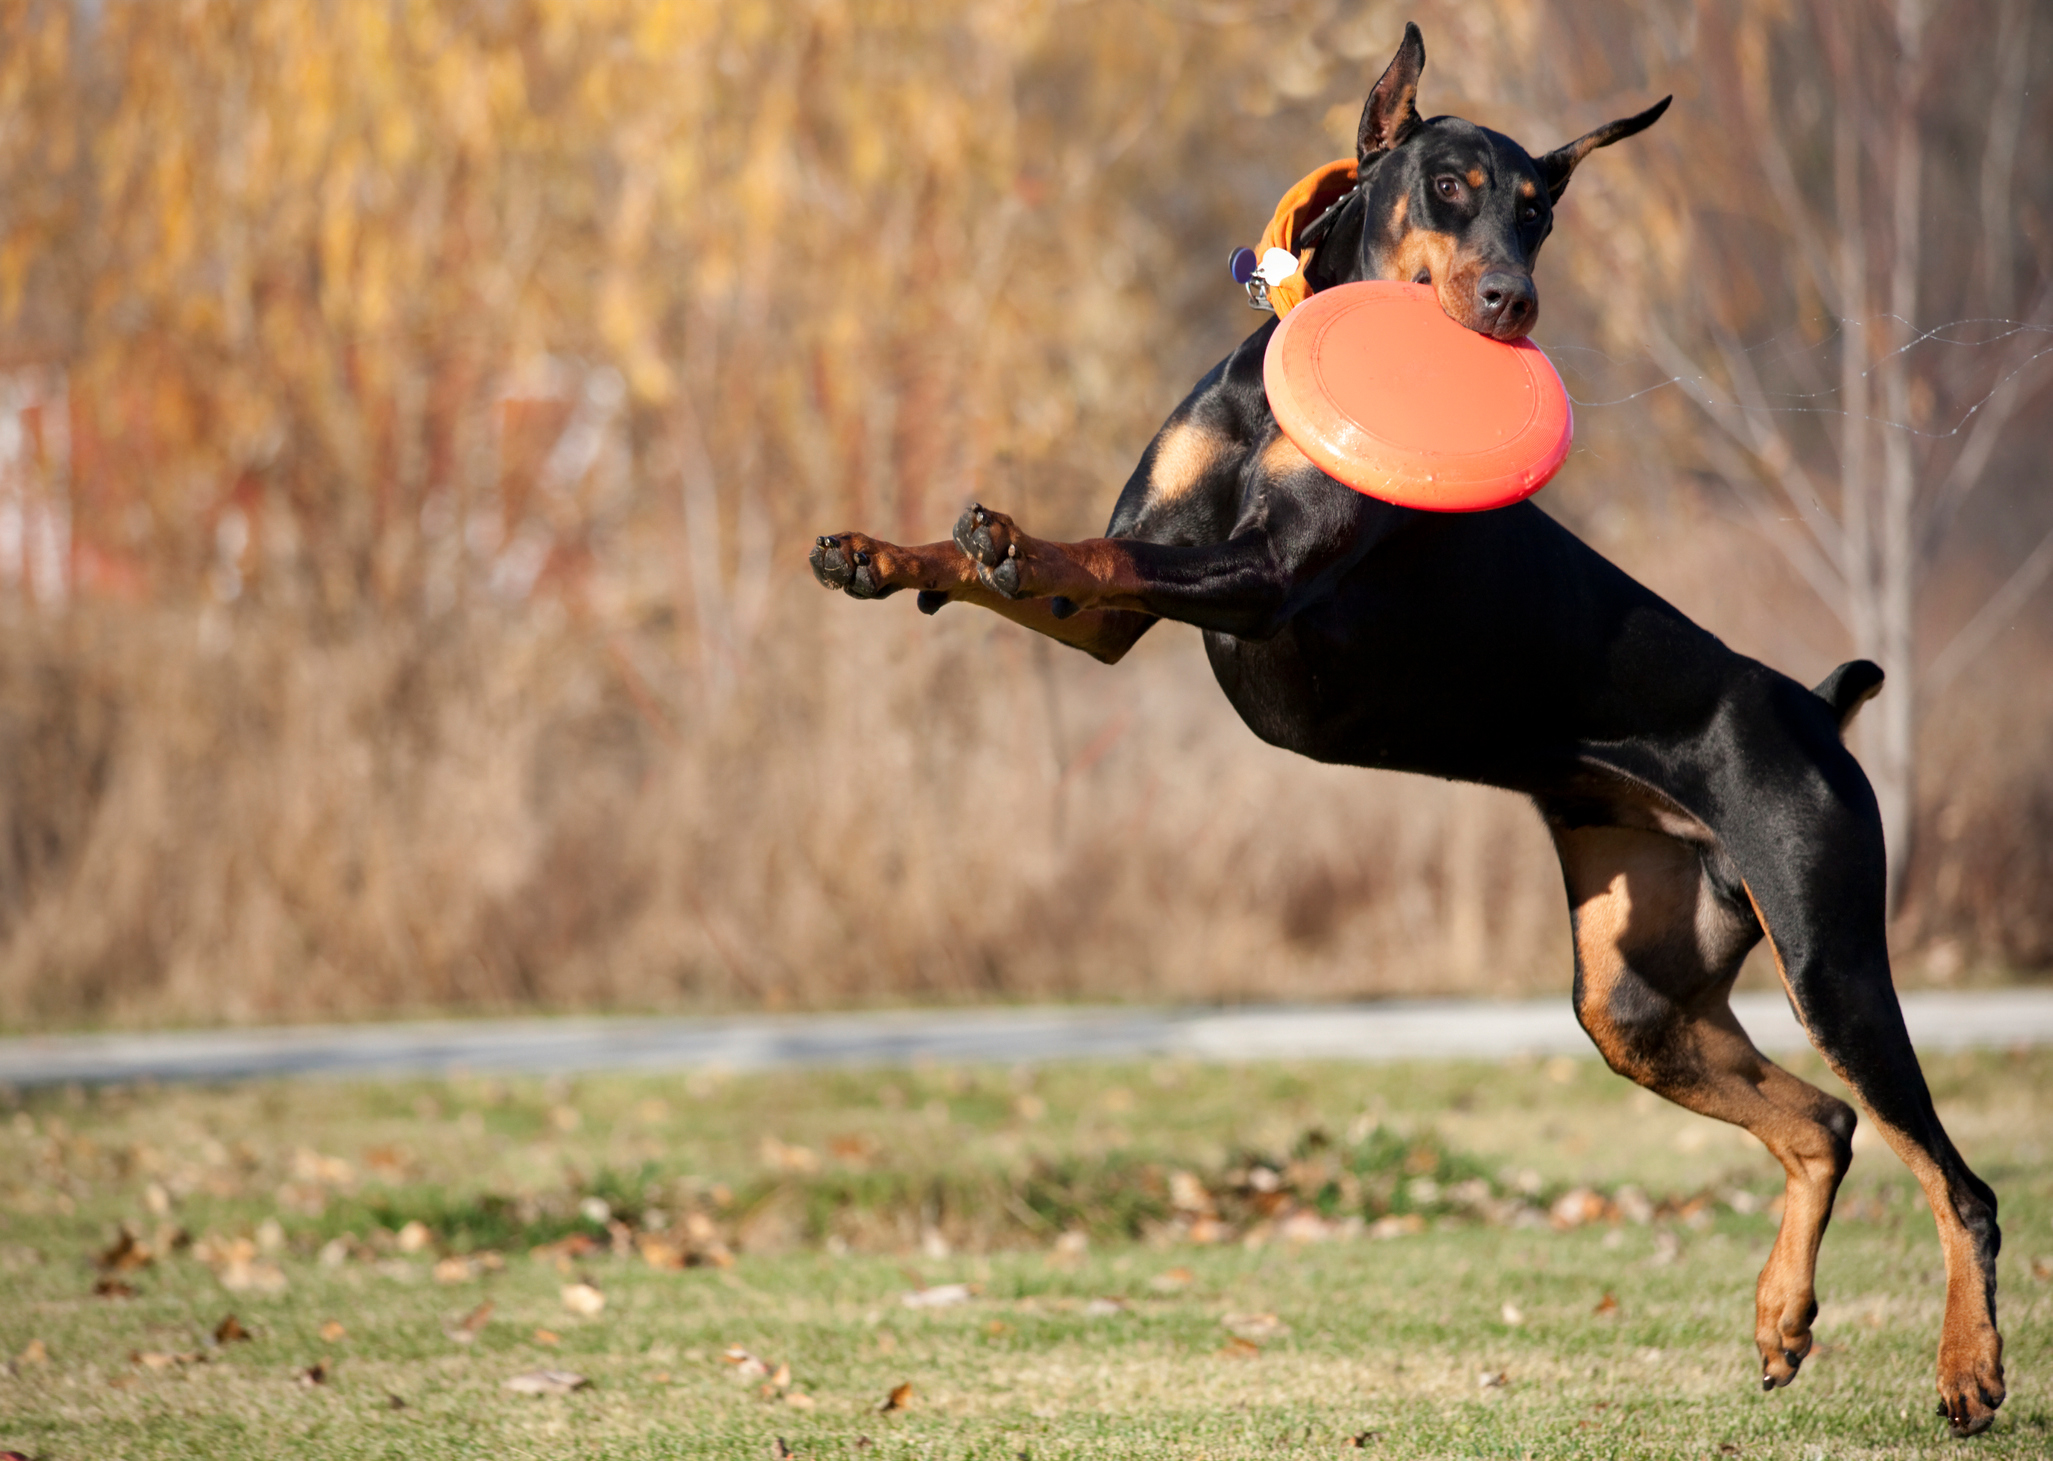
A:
[1357,22,1426,164]
[1536,96,1671,203]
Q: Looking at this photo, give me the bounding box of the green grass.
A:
[2,1049,2050,1458]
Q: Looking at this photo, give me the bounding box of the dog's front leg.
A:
[809,529,1155,664]
[951,461,1394,640]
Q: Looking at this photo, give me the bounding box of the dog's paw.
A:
[1936,1329,2004,1437]
[1754,1294,1815,1391]
[810,533,903,601]
[952,502,1025,599]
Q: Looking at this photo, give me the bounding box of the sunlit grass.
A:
[2,1051,2049,1458]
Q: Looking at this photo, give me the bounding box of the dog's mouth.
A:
[1416,269,1539,343]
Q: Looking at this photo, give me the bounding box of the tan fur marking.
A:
[1388,228,1456,288]
[1389,194,1407,228]
[1259,433,1314,478]
[1518,179,1537,199]
[1147,420,1230,503]
[1466,168,1486,188]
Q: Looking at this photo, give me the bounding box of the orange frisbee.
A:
[1263,281,1573,512]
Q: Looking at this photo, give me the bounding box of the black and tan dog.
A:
[809,23,2003,1436]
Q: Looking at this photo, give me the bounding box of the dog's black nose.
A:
[1474,271,1537,337]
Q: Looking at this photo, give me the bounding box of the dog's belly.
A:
[1201,619,1560,784]
[1199,504,1739,792]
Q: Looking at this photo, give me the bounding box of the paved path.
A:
[2,990,2049,1088]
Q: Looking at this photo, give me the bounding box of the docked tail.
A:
[1812,659,1885,735]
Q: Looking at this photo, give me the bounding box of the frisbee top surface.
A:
[1262,281,1572,512]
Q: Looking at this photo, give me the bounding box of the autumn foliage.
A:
[0,0,2047,1026]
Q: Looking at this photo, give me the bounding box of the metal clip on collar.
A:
[1228,246,1300,314]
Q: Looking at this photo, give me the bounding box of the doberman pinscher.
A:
[808,23,2003,1436]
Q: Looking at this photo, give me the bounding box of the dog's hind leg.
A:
[1548,818,1858,1395]
[1712,700,2003,1436]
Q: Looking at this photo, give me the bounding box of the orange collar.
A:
[1255,158,1358,318]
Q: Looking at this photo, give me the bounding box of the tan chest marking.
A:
[1259,432,1314,479]
[1148,420,1232,502]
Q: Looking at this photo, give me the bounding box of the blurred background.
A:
[0,0,2046,1030]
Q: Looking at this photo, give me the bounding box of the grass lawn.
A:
[1,1046,2049,1459]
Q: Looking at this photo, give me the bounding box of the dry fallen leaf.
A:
[768,1361,792,1392]
[1478,1370,1507,1389]
[900,1282,974,1310]
[785,1392,816,1410]
[879,1381,914,1413]
[219,1258,289,1295]
[1499,1302,1524,1326]
[769,1439,796,1459]
[319,1320,347,1342]
[98,1227,153,1272]
[1222,1312,1288,1341]
[386,1393,407,1410]
[503,1368,591,1396]
[533,1328,561,1346]
[1219,1335,1262,1359]
[1594,1293,1620,1316]
[18,1340,48,1366]
[445,1299,495,1343]
[92,1278,138,1300]
[1550,1188,1610,1229]
[1150,1266,1194,1293]
[561,1281,607,1317]
[300,1360,330,1386]
[637,1235,686,1270]
[1348,1430,1384,1447]
[395,1221,433,1253]
[1082,1298,1124,1317]
[723,1346,771,1380]
[214,1314,252,1344]
[2031,1257,2053,1282]
[432,1255,476,1284]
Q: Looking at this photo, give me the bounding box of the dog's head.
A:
[1319,24,1668,341]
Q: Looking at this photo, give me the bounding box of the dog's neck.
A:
[1301,153,1390,295]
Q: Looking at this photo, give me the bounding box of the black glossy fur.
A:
[808,23,2004,1435]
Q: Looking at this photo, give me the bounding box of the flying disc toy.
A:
[1262,280,1573,512]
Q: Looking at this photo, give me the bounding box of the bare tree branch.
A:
[1696,432,1856,631]
[1925,525,2053,694]
[1918,278,2053,557]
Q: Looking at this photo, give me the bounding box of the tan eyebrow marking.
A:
[1466,168,1486,188]
[1518,179,1538,198]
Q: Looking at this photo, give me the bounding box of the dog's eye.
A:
[1435,176,1460,200]
[1520,204,1540,223]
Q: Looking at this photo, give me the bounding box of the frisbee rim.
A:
[1263,281,1573,513]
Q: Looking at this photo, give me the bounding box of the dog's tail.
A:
[1812,659,1885,735]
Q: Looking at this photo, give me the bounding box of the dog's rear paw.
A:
[810,533,902,601]
[952,503,1024,599]
[1936,1335,2005,1437]
[1756,1335,1810,1391]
